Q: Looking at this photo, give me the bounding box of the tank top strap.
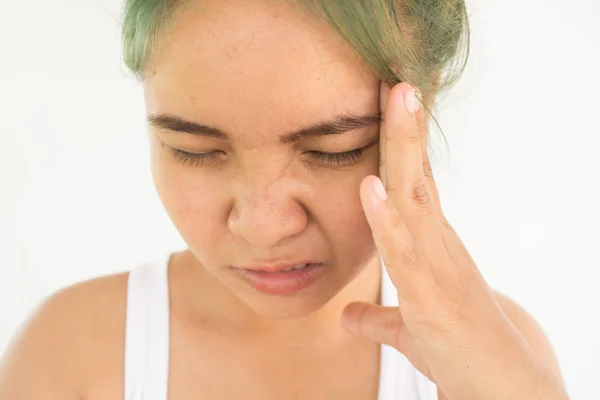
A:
[124,253,172,400]
[122,253,437,400]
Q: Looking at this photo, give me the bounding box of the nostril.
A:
[227,197,308,248]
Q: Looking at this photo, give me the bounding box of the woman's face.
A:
[144,0,382,318]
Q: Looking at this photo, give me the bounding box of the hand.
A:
[340,81,568,400]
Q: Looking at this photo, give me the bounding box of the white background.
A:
[0,0,598,398]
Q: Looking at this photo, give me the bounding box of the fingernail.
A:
[404,89,418,114]
[373,177,387,201]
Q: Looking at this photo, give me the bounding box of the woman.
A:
[0,0,569,399]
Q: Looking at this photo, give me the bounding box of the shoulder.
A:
[0,270,131,399]
[436,290,565,400]
[492,290,565,387]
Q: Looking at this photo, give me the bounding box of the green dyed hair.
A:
[121,0,470,151]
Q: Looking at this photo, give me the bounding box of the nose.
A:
[228,181,308,248]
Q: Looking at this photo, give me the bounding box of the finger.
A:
[341,303,405,349]
[341,302,433,381]
[341,302,429,370]
[415,100,450,230]
[382,83,447,260]
[414,97,476,290]
[379,81,391,187]
[360,175,437,304]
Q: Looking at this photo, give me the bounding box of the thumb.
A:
[341,302,406,349]
[342,303,433,383]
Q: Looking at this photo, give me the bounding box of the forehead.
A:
[143,0,379,140]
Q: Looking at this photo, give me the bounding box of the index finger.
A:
[380,81,444,257]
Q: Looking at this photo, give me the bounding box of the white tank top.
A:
[124,253,438,400]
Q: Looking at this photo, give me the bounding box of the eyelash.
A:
[170,148,221,166]
[305,148,364,167]
[169,147,366,167]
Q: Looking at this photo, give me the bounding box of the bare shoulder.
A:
[0,271,131,400]
[492,290,565,387]
[436,290,566,400]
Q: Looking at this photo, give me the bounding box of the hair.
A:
[121,0,471,153]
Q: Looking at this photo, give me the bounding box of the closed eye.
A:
[305,148,365,167]
[168,143,375,168]
[169,148,223,166]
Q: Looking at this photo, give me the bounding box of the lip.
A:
[232,263,325,295]
[238,260,321,273]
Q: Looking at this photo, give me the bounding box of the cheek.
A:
[151,146,224,257]
[326,150,379,238]
[316,177,377,264]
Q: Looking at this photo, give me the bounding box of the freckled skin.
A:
[0,2,566,400]
[144,0,386,320]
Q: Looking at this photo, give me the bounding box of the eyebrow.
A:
[147,111,383,143]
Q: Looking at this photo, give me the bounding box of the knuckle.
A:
[407,133,421,145]
[394,240,422,269]
[410,176,433,214]
[354,303,369,338]
[382,314,404,349]
[385,183,399,195]
[422,160,434,180]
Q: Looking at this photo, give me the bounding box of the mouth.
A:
[231,262,325,295]
[240,260,322,273]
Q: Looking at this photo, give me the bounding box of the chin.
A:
[243,285,343,320]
